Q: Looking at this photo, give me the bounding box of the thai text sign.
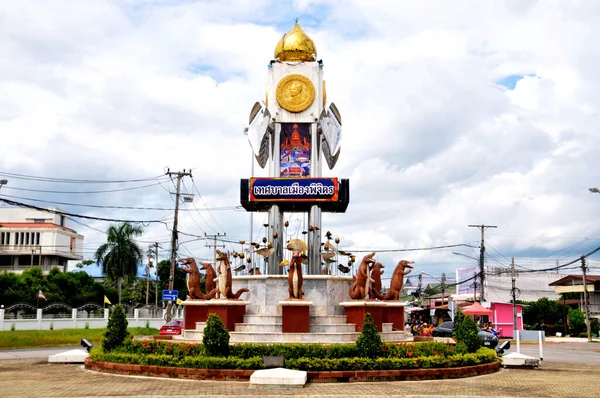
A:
[249,178,339,202]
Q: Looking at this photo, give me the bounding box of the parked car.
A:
[159,319,184,335]
[432,321,499,348]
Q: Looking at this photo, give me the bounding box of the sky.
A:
[1,0,600,283]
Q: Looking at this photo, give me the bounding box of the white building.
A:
[0,207,84,273]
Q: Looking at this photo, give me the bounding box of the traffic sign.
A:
[162,290,178,301]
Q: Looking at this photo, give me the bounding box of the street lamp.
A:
[589,187,600,194]
[0,179,7,190]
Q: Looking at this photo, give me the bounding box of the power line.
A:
[0,171,166,184]
[1,181,167,194]
[344,243,478,253]
[0,193,238,212]
[0,197,169,225]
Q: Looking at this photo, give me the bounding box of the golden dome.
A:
[274,23,317,62]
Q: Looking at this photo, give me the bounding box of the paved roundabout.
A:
[0,343,599,397]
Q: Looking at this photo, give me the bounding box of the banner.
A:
[280,123,310,177]
[249,178,339,202]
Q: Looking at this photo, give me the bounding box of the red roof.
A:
[0,222,76,233]
[549,275,600,286]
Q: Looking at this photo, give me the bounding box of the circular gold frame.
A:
[276,74,315,113]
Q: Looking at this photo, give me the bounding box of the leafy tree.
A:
[568,308,586,335]
[203,313,230,356]
[75,259,94,269]
[94,222,144,304]
[102,304,129,351]
[521,297,568,327]
[453,309,483,353]
[356,312,383,358]
[156,259,189,300]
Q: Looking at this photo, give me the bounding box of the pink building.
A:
[489,302,523,338]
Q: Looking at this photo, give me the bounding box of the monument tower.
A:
[241,23,349,274]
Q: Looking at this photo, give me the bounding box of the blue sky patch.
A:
[496,74,536,90]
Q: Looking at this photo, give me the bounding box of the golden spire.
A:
[274,23,317,62]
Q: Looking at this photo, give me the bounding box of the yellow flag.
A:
[104,295,112,305]
[176,298,182,305]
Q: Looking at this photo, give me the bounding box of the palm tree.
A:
[94,222,144,304]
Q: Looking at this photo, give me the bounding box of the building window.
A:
[25,232,30,245]
[0,232,10,245]
[33,219,45,223]
[36,232,40,246]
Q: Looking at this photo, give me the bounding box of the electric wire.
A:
[0,171,167,184]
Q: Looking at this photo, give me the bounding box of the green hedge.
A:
[90,342,497,371]
[91,349,263,369]
[284,348,497,371]
[116,340,469,360]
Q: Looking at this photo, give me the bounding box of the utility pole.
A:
[468,224,497,303]
[511,257,517,335]
[417,271,423,301]
[165,169,192,322]
[581,256,592,342]
[473,272,478,302]
[153,242,159,308]
[205,233,226,263]
[441,273,446,307]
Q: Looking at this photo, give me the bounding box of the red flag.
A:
[38,290,47,301]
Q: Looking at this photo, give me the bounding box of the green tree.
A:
[75,259,94,269]
[453,309,483,353]
[203,313,230,356]
[568,308,586,335]
[94,222,144,304]
[356,312,383,358]
[102,304,129,351]
[157,259,189,300]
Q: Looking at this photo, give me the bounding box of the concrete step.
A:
[235,323,281,333]
[243,315,281,324]
[310,315,347,324]
[230,331,359,343]
[310,324,356,333]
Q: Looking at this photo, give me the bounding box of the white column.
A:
[104,308,109,319]
[37,308,42,330]
[0,308,4,331]
[134,308,140,328]
[72,308,77,328]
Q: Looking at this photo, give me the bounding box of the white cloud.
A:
[1,0,600,280]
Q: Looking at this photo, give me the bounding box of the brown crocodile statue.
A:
[179,258,217,299]
[288,251,305,299]
[215,250,249,299]
[369,262,385,300]
[348,252,376,300]
[200,260,218,294]
[380,260,413,300]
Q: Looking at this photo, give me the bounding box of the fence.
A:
[0,307,184,331]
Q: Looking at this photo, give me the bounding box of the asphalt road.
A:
[504,341,600,364]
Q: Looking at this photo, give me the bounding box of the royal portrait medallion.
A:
[276,74,315,113]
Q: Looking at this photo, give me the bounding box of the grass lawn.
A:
[0,327,158,350]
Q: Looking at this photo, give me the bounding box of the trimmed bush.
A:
[356,313,383,358]
[102,304,129,352]
[202,314,230,356]
[453,309,482,353]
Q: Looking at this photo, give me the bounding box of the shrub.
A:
[10,323,15,331]
[85,322,90,330]
[568,309,586,335]
[102,304,129,352]
[49,322,54,331]
[202,314,230,356]
[453,309,482,353]
[145,320,150,329]
[356,313,383,358]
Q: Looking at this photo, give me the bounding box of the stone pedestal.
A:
[278,300,313,333]
[340,301,386,332]
[182,299,249,331]
[381,301,407,331]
